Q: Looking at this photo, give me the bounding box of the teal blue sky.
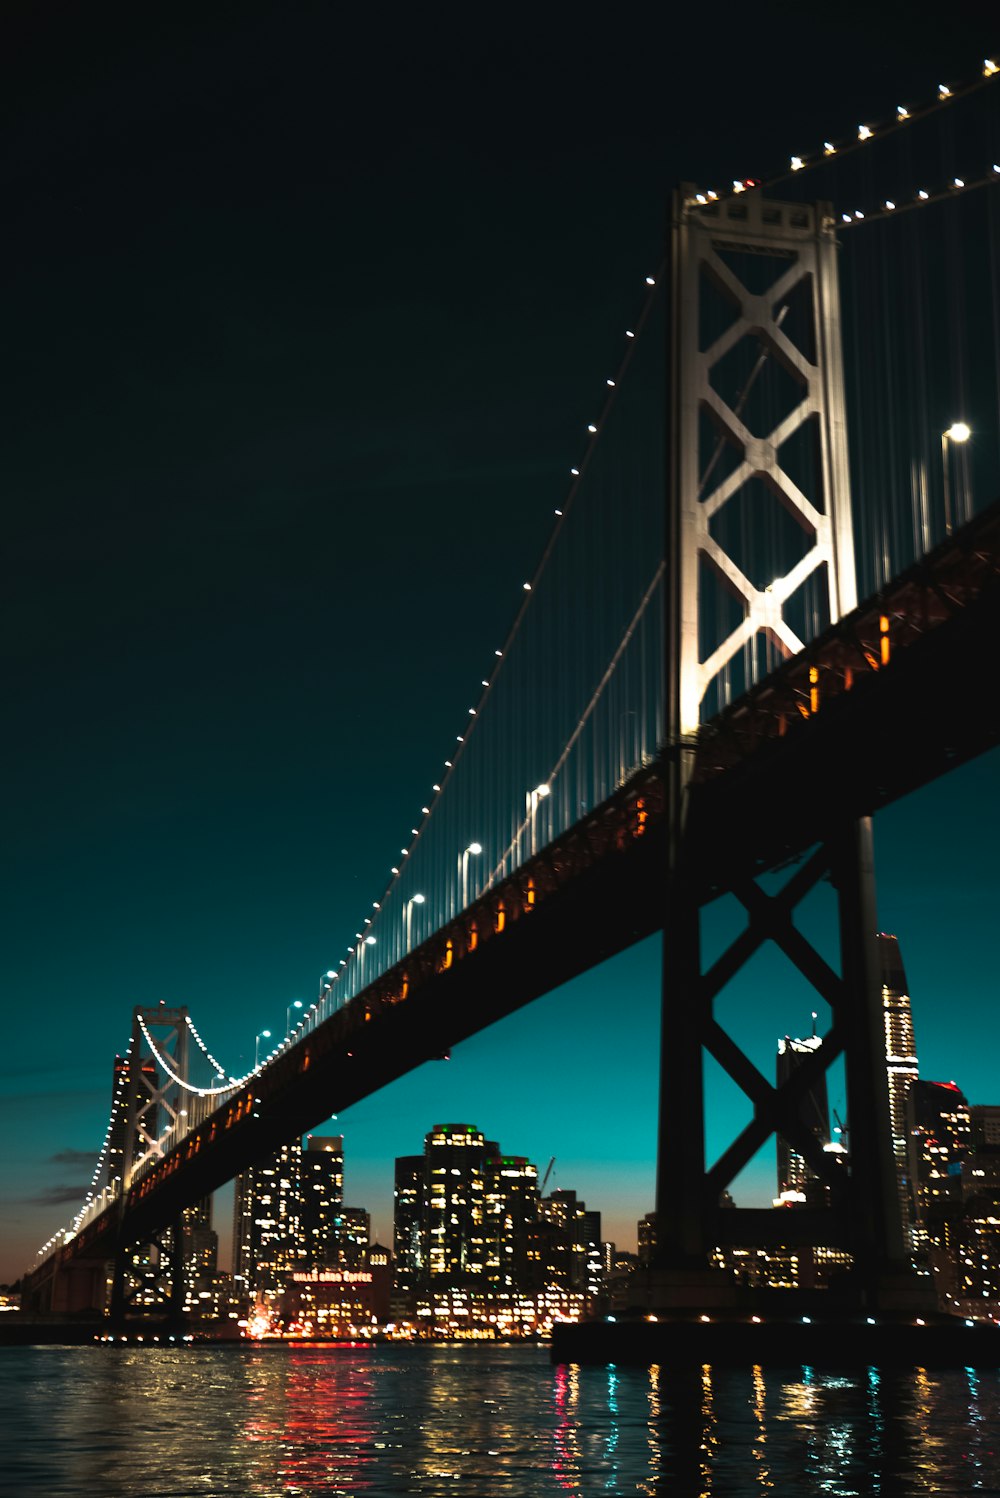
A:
[3,3,999,1280]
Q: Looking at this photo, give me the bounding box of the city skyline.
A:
[5,7,1000,1286]
[8,902,1000,1290]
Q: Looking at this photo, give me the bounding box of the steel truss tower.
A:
[654,189,927,1311]
[109,1005,191,1325]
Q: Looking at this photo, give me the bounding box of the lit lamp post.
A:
[405,894,426,952]
[460,842,483,910]
[286,999,303,1035]
[359,933,376,983]
[941,421,971,535]
[254,1029,272,1070]
[526,783,551,859]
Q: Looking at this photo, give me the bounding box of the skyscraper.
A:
[906,1080,971,1236]
[424,1123,489,1286]
[532,1189,604,1301]
[392,1154,426,1307]
[878,932,920,1249]
[233,1141,305,1298]
[330,1206,371,1270]
[484,1154,538,1291]
[299,1135,344,1267]
[775,1023,830,1205]
[394,1126,552,1301]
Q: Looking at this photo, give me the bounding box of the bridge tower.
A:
[108,1005,192,1327]
[655,189,929,1312]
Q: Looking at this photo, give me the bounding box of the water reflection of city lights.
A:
[701,1363,718,1488]
[752,1364,773,1490]
[552,1362,582,1493]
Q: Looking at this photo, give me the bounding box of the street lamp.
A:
[254,1030,272,1069]
[286,999,303,1035]
[525,783,551,859]
[941,421,971,535]
[460,842,483,910]
[405,894,426,952]
[358,933,376,984]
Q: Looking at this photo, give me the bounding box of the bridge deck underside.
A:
[34,504,1000,1280]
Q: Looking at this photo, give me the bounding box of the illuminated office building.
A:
[484,1154,538,1291]
[531,1189,604,1302]
[391,1126,492,1302]
[300,1135,344,1266]
[393,1154,426,1306]
[331,1206,371,1270]
[233,1141,305,1298]
[950,1107,1000,1314]
[877,932,920,1250]
[906,1079,971,1264]
[394,1126,555,1302]
[424,1123,489,1285]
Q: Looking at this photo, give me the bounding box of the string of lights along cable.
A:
[38,57,1000,1259]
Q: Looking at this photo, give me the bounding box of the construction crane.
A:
[539,1156,556,1195]
[832,1108,849,1152]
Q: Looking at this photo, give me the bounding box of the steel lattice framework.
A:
[657,190,927,1312]
[671,188,857,732]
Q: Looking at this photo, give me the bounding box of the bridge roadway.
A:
[27,500,1000,1295]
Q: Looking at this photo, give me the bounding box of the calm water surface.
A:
[2,1343,999,1496]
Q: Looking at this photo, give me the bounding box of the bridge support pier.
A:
[649,185,935,1317]
[651,812,934,1315]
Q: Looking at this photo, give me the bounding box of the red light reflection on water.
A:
[551,1362,581,1492]
[241,1348,378,1491]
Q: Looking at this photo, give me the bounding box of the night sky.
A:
[3,3,999,1283]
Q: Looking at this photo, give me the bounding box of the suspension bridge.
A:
[22,62,1000,1324]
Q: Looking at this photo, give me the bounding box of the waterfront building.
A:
[234,1134,370,1301]
[392,1124,602,1328]
[907,1080,972,1224]
[906,1078,971,1301]
[402,1284,589,1338]
[709,1241,850,1290]
[280,1247,392,1334]
[953,1116,1000,1314]
[531,1190,604,1303]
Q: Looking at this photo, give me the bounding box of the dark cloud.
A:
[28,1184,89,1206]
[48,1149,95,1167]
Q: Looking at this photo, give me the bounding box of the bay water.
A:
[2,1342,998,1495]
